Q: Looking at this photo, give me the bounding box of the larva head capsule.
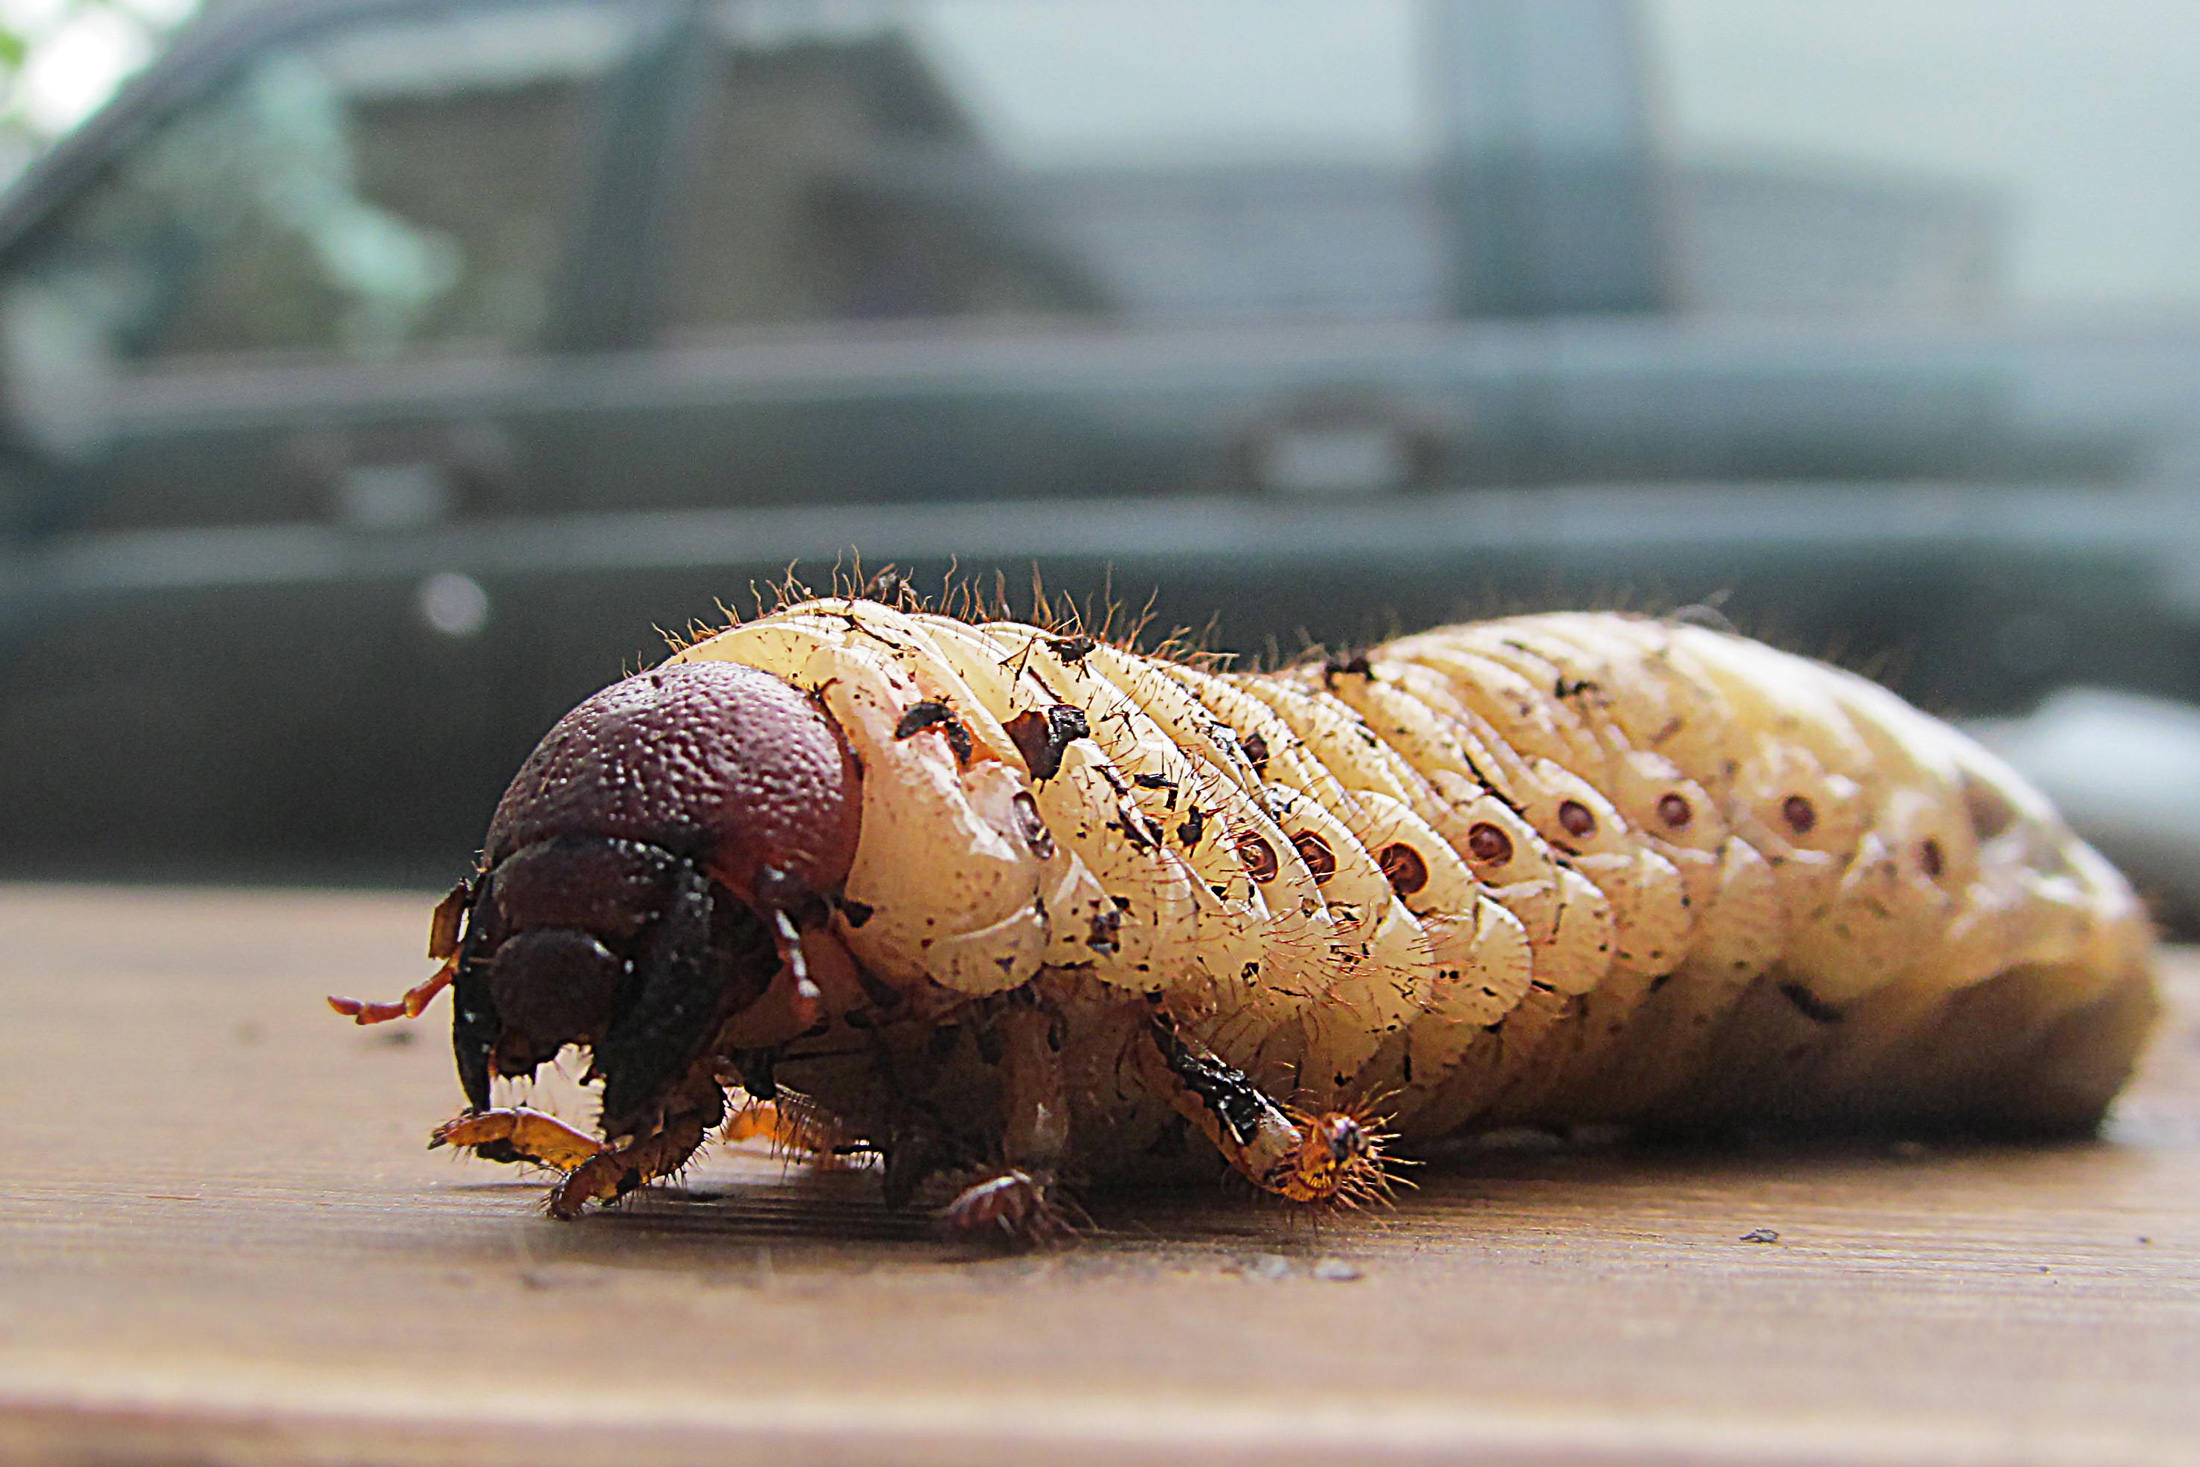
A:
[450,661,862,1142]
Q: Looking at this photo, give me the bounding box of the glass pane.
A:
[1647,0,2200,313]
[665,0,1437,331]
[2,2,631,369]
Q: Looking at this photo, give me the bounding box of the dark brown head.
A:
[449,660,861,1139]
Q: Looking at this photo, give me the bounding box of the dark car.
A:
[4,0,2199,880]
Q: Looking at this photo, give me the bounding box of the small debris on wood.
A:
[1738,1227,1781,1244]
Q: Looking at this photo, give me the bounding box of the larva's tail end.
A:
[1273,1105,1411,1209]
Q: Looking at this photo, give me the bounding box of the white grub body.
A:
[667,600,2159,1179]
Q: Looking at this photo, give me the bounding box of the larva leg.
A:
[547,1096,722,1219]
[466,1068,728,1220]
[1136,1004,1393,1206]
[942,1000,1078,1241]
[722,1092,867,1169]
[429,1106,604,1170]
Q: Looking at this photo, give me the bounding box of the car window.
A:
[663,0,1439,332]
[665,0,2200,334]
[1647,0,2200,314]
[1,1,632,376]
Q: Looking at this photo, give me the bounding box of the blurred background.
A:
[2,0,2198,909]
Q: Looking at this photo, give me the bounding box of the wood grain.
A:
[3,883,2197,1467]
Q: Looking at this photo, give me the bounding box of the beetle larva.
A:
[334,596,2160,1233]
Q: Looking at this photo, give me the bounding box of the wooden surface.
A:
[3,885,2198,1467]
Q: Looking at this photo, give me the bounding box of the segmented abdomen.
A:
[670,601,2158,1145]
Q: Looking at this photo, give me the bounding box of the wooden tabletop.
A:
[3,884,2197,1467]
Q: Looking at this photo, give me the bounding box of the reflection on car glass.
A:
[2,3,626,371]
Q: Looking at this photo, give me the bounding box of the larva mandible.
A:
[335,594,2160,1235]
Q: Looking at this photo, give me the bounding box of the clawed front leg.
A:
[545,1109,713,1219]
[431,1107,604,1169]
[429,1097,720,1219]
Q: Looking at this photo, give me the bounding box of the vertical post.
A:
[1429,0,1670,317]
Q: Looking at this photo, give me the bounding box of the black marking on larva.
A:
[1087,904,1123,952]
[1779,982,1845,1024]
[1553,676,1600,700]
[1005,704,1090,782]
[1241,733,1272,776]
[1133,772,1174,789]
[1114,807,1165,852]
[1321,652,1373,688]
[894,700,974,764]
[1052,633,1098,664]
[1292,831,1338,885]
[1178,806,1207,847]
[837,897,874,928]
[1919,838,1946,880]
[1149,1013,1268,1146]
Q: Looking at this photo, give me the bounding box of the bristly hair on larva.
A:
[335,585,2163,1244]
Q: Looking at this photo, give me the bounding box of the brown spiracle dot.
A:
[1376,842,1428,897]
[1010,791,1054,859]
[1655,792,1692,830]
[1781,794,1817,836]
[1235,831,1280,883]
[1557,799,1596,840]
[1291,831,1338,885]
[1466,821,1513,866]
[1919,837,1945,879]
